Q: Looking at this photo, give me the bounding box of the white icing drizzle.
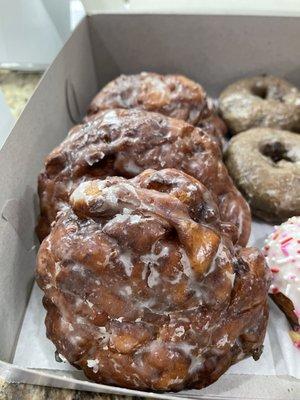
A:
[54,262,61,277]
[216,334,229,348]
[140,245,169,288]
[87,358,99,373]
[174,326,185,337]
[119,251,133,277]
[140,246,169,266]
[225,271,236,287]
[147,266,160,288]
[123,159,142,175]
[179,248,193,277]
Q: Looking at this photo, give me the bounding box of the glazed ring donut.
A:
[219,76,300,135]
[225,128,300,223]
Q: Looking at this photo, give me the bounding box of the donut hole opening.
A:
[260,141,293,163]
[251,85,268,99]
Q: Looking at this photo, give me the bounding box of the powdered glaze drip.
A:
[37,108,250,245]
[36,169,269,391]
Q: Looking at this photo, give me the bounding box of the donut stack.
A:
[36,73,270,391]
[220,75,300,223]
[220,75,300,340]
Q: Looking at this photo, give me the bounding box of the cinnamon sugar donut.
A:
[37,109,250,245]
[85,72,227,147]
[220,76,300,135]
[36,169,270,391]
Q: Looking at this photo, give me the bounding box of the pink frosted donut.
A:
[263,217,300,332]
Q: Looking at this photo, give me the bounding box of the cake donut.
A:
[85,72,227,147]
[37,108,251,245]
[219,76,300,135]
[36,169,270,391]
[263,217,300,344]
[225,128,300,223]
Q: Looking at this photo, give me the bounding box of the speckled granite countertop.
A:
[0,70,135,400]
[0,378,137,400]
[0,69,42,118]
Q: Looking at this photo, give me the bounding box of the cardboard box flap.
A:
[81,0,300,16]
[1,194,37,251]
[0,18,99,363]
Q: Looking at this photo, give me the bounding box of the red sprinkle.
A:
[271,287,280,294]
[281,237,293,245]
[271,267,280,273]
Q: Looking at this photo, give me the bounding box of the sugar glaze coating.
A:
[86,72,227,147]
[37,108,250,245]
[87,72,211,125]
[36,169,270,391]
[220,75,300,135]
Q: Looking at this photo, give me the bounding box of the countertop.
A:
[0,70,134,400]
[0,378,135,400]
[0,69,42,118]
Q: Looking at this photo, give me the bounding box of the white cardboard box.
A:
[0,12,300,400]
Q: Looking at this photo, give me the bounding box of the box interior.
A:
[0,13,300,398]
[89,14,300,95]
